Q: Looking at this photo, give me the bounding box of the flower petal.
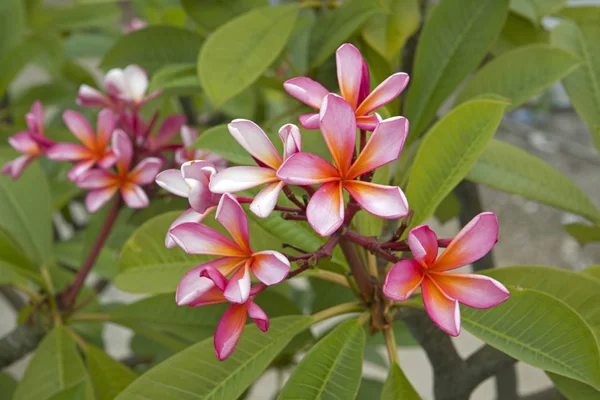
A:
[98,151,118,169]
[214,303,247,360]
[112,129,133,173]
[8,132,40,154]
[299,113,320,130]
[63,110,96,149]
[408,225,439,268]
[216,194,250,252]
[124,65,149,102]
[356,113,381,131]
[85,186,118,213]
[347,116,409,179]
[276,152,339,185]
[180,125,198,147]
[355,73,410,116]
[67,159,96,182]
[421,277,461,336]
[430,273,510,309]
[1,155,33,179]
[250,181,285,218]
[155,169,189,197]
[319,94,356,175]
[104,68,128,99]
[228,119,282,169]
[343,181,408,219]
[209,166,277,193]
[129,157,163,185]
[77,169,116,189]
[96,109,116,148]
[278,124,302,159]
[176,259,241,306]
[283,77,330,109]
[169,222,246,257]
[183,162,218,213]
[224,262,252,303]
[432,212,499,272]
[383,259,424,301]
[28,101,44,133]
[307,181,344,237]
[121,183,149,209]
[154,115,186,148]
[166,207,215,248]
[246,300,269,332]
[336,43,365,109]
[250,250,290,285]
[47,143,91,162]
[77,84,111,108]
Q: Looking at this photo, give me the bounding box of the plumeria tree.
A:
[1,1,600,400]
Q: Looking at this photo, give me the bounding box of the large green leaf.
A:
[309,0,384,68]
[278,320,365,400]
[31,2,120,30]
[583,265,600,281]
[0,149,52,264]
[467,139,600,223]
[0,373,17,399]
[549,372,600,400]
[510,0,566,24]
[551,18,600,154]
[361,0,420,61]
[191,124,255,165]
[14,327,88,400]
[0,0,25,61]
[198,4,299,107]
[456,45,579,109]
[148,64,200,96]
[0,226,40,283]
[405,99,507,227]
[116,316,311,400]
[181,0,266,32]
[86,345,137,400]
[564,223,600,246]
[462,287,600,389]
[357,379,383,399]
[381,363,421,400]
[493,12,549,56]
[101,26,203,74]
[54,237,118,281]
[404,0,509,137]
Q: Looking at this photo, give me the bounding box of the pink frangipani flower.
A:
[174,125,227,169]
[143,115,186,153]
[77,130,162,212]
[125,18,148,33]
[182,266,268,361]
[170,194,290,304]
[47,109,118,181]
[277,94,409,236]
[383,213,510,336]
[155,160,221,248]
[284,43,409,131]
[2,101,54,179]
[209,121,301,218]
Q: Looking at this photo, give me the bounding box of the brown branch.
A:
[0,320,46,369]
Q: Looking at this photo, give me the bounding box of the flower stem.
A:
[339,238,373,302]
[68,312,110,322]
[311,301,364,324]
[383,326,399,365]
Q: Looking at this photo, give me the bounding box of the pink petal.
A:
[216,194,251,252]
[77,84,112,108]
[63,110,96,149]
[358,57,371,106]
[224,262,252,303]
[67,159,96,182]
[421,277,461,336]
[8,132,40,154]
[355,73,410,116]
[97,151,118,169]
[383,259,424,301]
[343,181,408,219]
[214,304,247,360]
[307,181,344,237]
[199,265,229,291]
[181,125,198,147]
[336,43,365,110]
[112,130,133,173]
[129,157,163,185]
[283,77,330,109]
[209,166,278,193]
[347,116,409,179]
[96,109,116,148]
[104,68,128,99]
[408,225,439,268]
[246,300,269,332]
[77,169,116,189]
[356,113,381,131]
[154,115,186,148]
[166,207,215,248]
[432,213,499,272]
[299,113,320,130]
[169,222,246,257]
[228,119,282,170]
[431,273,510,309]
[276,152,339,185]
[183,162,218,214]
[155,169,189,197]
[28,101,44,134]
[278,124,302,159]
[176,259,241,306]
[2,155,33,179]
[85,186,118,213]
[46,143,90,161]
[121,183,149,209]
[250,250,290,285]
[319,94,356,175]
[250,181,285,218]
[123,65,149,102]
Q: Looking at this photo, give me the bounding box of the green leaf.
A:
[564,223,600,246]
[434,192,460,225]
[362,0,421,61]
[64,33,114,59]
[455,44,580,109]
[116,316,311,400]
[0,148,53,264]
[493,12,549,56]
[309,0,384,68]
[14,327,88,400]
[462,287,600,389]
[181,0,266,32]
[357,379,383,400]
[381,363,421,400]
[467,139,600,223]
[0,0,25,60]
[0,373,17,399]
[549,372,600,400]
[101,26,203,74]
[55,236,118,280]
[278,320,365,400]
[510,0,566,25]
[86,345,136,400]
[198,4,300,107]
[405,99,508,227]
[116,211,211,294]
[31,2,120,30]
[582,265,600,281]
[148,64,200,96]
[191,124,254,165]
[551,18,600,154]
[404,0,509,137]
[0,226,40,283]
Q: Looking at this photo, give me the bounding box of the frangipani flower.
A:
[175,125,227,169]
[183,266,268,361]
[383,213,510,336]
[77,65,161,110]
[209,121,301,218]
[144,115,186,153]
[155,160,221,248]
[277,94,409,236]
[2,101,54,179]
[125,18,148,33]
[47,109,117,181]
[170,194,290,304]
[284,43,409,131]
[77,130,162,212]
